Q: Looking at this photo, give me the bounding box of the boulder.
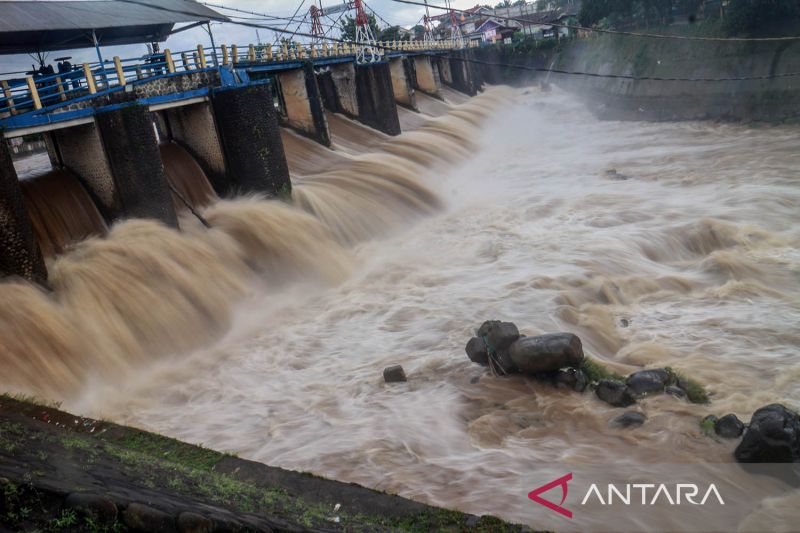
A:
[735,404,800,463]
[665,385,687,399]
[595,379,636,407]
[123,503,175,532]
[465,337,489,366]
[508,333,584,375]
[626,369,669,395]
[486,322,520,352]
[715,414,744,439]
[383,365,407,383]
[63,493,118,525]
[611,411,646,429]
[555,368,588,392]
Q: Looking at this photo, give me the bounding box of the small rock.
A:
[665,385,686,399]
[676,377,690,392]
[703,414,718,425]
[626,369,669,395]
[63,493,118,525]
[465,514,481,527]
[383,365,407,383]
[469,376,480,384]
[595,379,636,407]
[714,414,744,439]
[508,333,584,374]
[555,368,588,392]
[611,411,646,429]
[486,322,520,352]
[177,512,213,533]
[735,404,800,463]
[123,503,175,533]
[465,337,489,366]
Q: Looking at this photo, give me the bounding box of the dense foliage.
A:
[339,14,381,41]
[724,0,800,34]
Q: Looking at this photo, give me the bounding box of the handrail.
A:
[1,38,472,117]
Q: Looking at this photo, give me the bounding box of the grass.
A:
[665,367,710,404]
[580,357,625,383]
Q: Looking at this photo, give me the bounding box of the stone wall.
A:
[211,82,290,196]
[0,140,47,283]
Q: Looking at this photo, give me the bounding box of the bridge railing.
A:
[0,39,476,119]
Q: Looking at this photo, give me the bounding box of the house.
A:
[474,18,518,43]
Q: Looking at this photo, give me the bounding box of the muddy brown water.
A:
[2,87,799,531]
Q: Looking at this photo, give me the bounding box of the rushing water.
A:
[3,87,800,531]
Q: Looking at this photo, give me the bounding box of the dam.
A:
[2,1,800,532]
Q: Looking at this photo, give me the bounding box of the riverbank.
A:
[0,394,532,532]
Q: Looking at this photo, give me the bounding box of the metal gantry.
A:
[353,0,382,64]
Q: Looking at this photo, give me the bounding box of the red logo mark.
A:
[528,473,573,519]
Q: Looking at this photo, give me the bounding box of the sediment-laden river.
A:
[3,87,799,531]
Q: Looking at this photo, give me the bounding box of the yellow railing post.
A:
[25,76,42,109]
[248,44,256,61]
[1,80,16,115]
[266,45,273,61]
[135,66,143,79]
[231,45,238,64]
[113,56,125,86]
[192,52,200,68]
[221,44,229,65]
[82,64,96,94]
[197,45,207,68]
[164,49,175,73]
[55,76,66,101]
[181,52,190,70]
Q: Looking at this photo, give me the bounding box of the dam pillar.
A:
[94,104,178,227]
[160,102,227,195]
[48,105,177,227]
[410,55,442,98]
[437,57,453,87]
[327,62,359,116]
[0,140,47,283]
[354,62,401,136]
[211,81,290,196]
[448,50,479,96]
[277,64,330,146]
[389,57,417,110]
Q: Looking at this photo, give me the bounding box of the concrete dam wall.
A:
[555,34,800,122]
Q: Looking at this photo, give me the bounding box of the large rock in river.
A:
[735,404,800,463]
[477,321,520,352]
[508,333,583,374]
[465,337,489,366]
[626,368,669,395]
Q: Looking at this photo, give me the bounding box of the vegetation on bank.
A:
[0,394,535,533]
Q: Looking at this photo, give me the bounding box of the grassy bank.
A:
[0,394,537,532]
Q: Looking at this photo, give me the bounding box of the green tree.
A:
[378,25,411,41]
[339,14,381,41]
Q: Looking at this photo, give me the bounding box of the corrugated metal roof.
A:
[0,0,228,54]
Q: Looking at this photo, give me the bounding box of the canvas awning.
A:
[0,0,228,55]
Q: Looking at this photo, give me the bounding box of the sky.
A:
[0,0,483,75]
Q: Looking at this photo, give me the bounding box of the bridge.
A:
[0,0,483,286]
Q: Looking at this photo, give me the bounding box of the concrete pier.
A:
[410,56,442,98]
[388,57,417,110]
[160,102,227,195]
[211,82,291,196]
[48,104,178,227]
[0,140,47,283]
[448,50,479,96]
[354,63,401,136]
[276,64,330,146]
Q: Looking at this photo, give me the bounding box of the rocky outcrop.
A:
[735,404,800,463]
[508,333,584,374]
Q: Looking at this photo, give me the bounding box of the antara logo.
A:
[529,474,725,519]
